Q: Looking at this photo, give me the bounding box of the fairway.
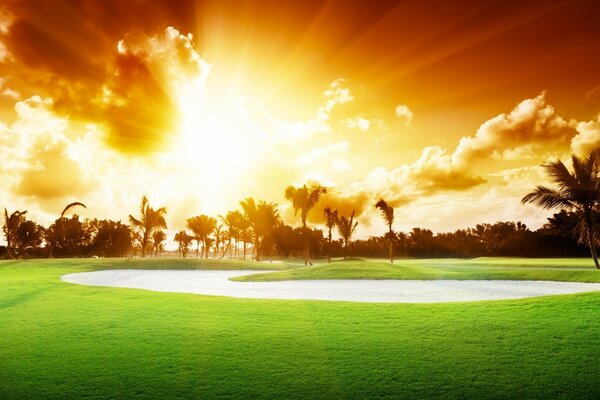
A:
[2,258,600,399]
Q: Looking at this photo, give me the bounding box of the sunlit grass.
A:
[235,257,600,282]
[1,258,600,399]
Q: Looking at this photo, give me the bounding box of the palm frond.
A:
[521,186,577,210]
[60,202,86,218]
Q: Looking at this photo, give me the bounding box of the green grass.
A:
[2,258,600,399]
[235,257,600,282]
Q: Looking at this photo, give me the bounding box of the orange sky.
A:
[1,0,600,244]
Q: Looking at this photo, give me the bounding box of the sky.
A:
[1,0,600,245]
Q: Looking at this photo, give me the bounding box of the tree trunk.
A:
[303,219,312,266]
[141,233,148,258]
[243,234,246,260]
[327,228,332,263]
[389,228,394,264]
[584,211,600,269]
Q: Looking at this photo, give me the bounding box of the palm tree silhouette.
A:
[256,201,280,262]
[240,198,259,260]
[284,184,327,265]
[186,215,216,259]
[375,199,395,263]
[213,224,223,258]
[129,196,167,258]
[336,210,358,259]
[48,202,86,258]
[3,209,27,259]
[219,212,238,259]
[174,230,192,258]
[323,207,338,263]
[522,149,600,268]
[60,202,86,219]
[152,230,166,257]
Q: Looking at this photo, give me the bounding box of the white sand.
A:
[61,269,600,303]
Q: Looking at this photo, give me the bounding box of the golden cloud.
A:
[571,115,600,156]
[97,27,211,153]
[452,92,576,165]
[15,139,92,200]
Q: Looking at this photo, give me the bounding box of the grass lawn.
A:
[235,257,600,282]
[2,258,600,399]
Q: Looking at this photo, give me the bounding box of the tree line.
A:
[2,148,600,263]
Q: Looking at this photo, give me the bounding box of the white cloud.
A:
[571,114,600,156]
[347,116,371,131]
[239,78,354,144]
[395,104,413,126]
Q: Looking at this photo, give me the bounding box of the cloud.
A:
[323,78,354,111]
[0,96,95,215]
[407,146,486,193]
[15,139,92,200]
[239,78,354,144]
[356,146,485,200]
[347,116,370,131]
[452,92,576,165]
[571,114,600,156]
[97,27,211,153]
[298,141,349,165]
[302,187,371,225]
[0,7,13,62]
[0,77,19,98]
[395,104,413,126]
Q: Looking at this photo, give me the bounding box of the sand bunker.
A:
[61,269,600,303]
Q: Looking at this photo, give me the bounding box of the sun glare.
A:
[175,86,255,192]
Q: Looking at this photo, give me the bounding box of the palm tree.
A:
[3,209,27,259]
[174,230,192,258]
[152,230,166,257]
[60,202,86,219]
[284,184,327,265]
[219,212,239,259]
[129,195,167,258]
[522,149,600,269]
[47,201,87,258]
[336,210,358,259]
[213,224,223,258]
[229,210,249,259]
[186,215,216,259]
[255,201,280,261]
[240,198,259,260]
[375,199,395,263]
[323,207,338,263]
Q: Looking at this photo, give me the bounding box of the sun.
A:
[172,85,257,194]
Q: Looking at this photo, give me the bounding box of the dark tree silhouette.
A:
[174,230,193,258]
[240,198,259,260]
[129,196,167,258]
[186,215,216,259]
[152,230,166,257]
[3,209,27,259]
[284,184,327,265]
[522,149,600,268]
[255,201,280,261]
[336,210,358,259]
[375,199,395,263]
[324,206,338,263]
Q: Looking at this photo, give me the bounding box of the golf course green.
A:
[2,258,600,399]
